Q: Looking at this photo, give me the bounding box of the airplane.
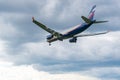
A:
[32,5,108,45]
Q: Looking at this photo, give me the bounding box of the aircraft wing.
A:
[75,31,109,37]
[32,17,62,37]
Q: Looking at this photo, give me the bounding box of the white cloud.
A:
[20,31,120,62]
[0,60,100,80]
[40,0,60,18]
[2,31,119,73]
[0,40,8,59]
[58,0,90,21]
[77,31,120,60]
[81,67,120,80]
[0,15,22,39]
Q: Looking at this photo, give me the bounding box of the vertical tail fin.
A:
[88,5,96,20]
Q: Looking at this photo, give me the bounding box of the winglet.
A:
[32,17,35,21]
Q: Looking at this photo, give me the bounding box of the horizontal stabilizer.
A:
[94,21,108,24]
[81,16,108,24]
[81,16,91,23]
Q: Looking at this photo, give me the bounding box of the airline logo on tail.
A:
[88,5,96,20]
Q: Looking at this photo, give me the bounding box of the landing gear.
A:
[69,37,77,43]
[49,43,51,46]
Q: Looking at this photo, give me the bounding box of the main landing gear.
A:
[49,43,51,46]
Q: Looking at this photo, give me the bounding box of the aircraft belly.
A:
[63,25,90,38]
[47,38,58,43]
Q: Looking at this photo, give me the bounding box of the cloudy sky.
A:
[0,0,120,80]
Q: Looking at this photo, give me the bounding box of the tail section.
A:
[82,16,108,24]
[88,5,96,20]
[81,5,108,24]
[81,5,96,23]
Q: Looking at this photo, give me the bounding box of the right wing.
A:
[75,31,109,37]
[32,17,62,37]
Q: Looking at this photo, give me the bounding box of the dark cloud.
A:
[32,60,120,73]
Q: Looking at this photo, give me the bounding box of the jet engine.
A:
[47,35,53,40]
[69,37,77,43]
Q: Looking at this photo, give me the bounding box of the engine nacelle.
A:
[47,35,53,40]
[69,37,77,43]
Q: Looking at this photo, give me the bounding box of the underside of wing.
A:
[32,17,62,37]
[75,31,109,37]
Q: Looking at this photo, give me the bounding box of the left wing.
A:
[75,31,109,37]
[32,17,62,37]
